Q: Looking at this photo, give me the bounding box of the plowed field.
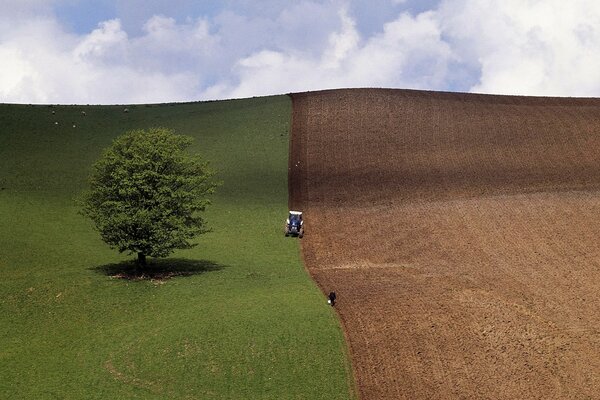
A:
[290,89,600,399]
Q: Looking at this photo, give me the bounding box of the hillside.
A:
[290,89,600,399]
[0,98,355,399]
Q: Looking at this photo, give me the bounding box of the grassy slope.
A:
[0,98,354,399]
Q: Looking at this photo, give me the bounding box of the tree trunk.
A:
[137,252,147,268]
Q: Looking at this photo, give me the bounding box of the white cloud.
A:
[439,0,600,96]
[207,9,453,99]
[323,8,360,68]
[0,47,41,99]
[0,16,201,104]
[3,1,600,103]
[0,1,350,103]
[74,19,128,63]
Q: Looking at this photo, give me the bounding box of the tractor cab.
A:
[285,211,304,238]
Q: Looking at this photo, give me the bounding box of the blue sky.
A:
[53,1,439,36]
[2,0,600,104]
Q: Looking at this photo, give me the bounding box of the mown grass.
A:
[0,98,355,399]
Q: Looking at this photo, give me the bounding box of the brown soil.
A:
[289,89,600,400]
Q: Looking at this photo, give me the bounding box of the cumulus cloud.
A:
[2,0,600,103]
[0,1,349,103]
[74,19,128,63]
[206,9,453,98]
[439,0,600,96]
[0,16,201,104]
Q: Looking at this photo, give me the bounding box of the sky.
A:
[2,0,600,104]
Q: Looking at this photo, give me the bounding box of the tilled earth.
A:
[290,89,600,399]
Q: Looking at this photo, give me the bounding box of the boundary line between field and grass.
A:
[288,93,360,400]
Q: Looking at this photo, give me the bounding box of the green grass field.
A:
[0,97,355,399]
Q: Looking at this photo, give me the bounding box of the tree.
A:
[79,127,219,267]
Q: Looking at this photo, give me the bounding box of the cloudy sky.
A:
[2,0,600,104]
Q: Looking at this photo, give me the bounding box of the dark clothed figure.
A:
[328,291,337,306]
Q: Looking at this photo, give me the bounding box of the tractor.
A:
[285,211,304,238]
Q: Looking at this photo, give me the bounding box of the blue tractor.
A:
[285,211,304,238]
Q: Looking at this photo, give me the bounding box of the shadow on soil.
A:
[91,258,225,281]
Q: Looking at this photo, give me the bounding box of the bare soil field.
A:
[290,89,600,399]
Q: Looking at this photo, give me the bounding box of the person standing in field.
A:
[328,291,337,306]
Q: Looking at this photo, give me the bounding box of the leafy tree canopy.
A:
[79,127,219,266]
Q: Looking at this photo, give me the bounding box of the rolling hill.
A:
[290,88,600,400]
[0,97,355,399]
[6,86,600,400]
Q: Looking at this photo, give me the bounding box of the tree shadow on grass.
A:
[91,258,225,281]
